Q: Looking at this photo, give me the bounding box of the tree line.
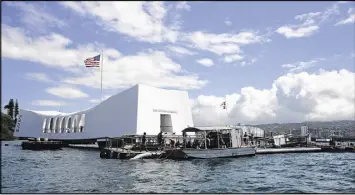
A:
[1,99,19,140]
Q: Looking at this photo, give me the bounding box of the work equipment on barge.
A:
[161,127,256,159]
[99,126,257,160]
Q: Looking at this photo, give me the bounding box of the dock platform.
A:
[21,141,67,150]
[256,147,322,154]
[99,148,147,159]
[67,144,100,150]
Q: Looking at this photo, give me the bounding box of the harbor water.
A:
[1,141,355,193]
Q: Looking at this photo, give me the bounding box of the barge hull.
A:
[164,147,256,159]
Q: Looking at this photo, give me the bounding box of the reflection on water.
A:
[1,141,355,193]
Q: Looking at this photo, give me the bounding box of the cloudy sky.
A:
[2,1,354,125]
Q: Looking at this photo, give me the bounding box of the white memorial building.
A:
[14,84,194,141]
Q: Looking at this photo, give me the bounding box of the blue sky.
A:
[2,1,354,124]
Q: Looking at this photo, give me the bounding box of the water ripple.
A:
[2,141,355,193]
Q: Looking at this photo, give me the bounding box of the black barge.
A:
[21,141,67,150]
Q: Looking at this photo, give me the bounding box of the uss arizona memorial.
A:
[14,84,264,141]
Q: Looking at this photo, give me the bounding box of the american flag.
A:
[84,55,100,67]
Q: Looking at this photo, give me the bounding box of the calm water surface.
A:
[1,141,355,193]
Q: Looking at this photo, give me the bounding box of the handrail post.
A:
[204,131,207,149]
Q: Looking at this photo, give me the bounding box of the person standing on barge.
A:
[140,132,148,152]
[157,131,163,149]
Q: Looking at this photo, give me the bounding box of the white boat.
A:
[164,127,256,159]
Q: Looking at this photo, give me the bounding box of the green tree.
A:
[14,99,19,124]
[1,113,15,140]
[4,99,14,119]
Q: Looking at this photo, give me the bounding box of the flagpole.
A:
[100,50,104,103]
[225,99,228,125]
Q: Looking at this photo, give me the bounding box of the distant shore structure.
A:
[14,84,194,141]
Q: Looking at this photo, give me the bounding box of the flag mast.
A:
[100,50,104,103]
[224,99,228,125]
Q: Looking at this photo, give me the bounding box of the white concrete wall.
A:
[14,110,44,138]
[136,85,194,135]
[14,84,193,139]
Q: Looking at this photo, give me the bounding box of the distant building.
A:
[301,126,309,137]
[292,129,301,136]
[273,135,287,147]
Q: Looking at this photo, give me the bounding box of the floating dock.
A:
[21,141,67,150]
[100,148,148,159]
[67,144,100,150]
[98,146,355,159]
[319,146,354,153]
[99,147,325,159]
[256,147,322,154]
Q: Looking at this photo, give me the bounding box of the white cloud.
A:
[196,58,214,67]
[319,3,340,23]
[32,100,68,106]
[281,64,295,68]
[1,24,107,70]
[184,31,267,55]
[2,25,207,90]
[281,58,325,73]
[224,54,244,63]
[335,8,355,25]
[192,89,277,125]
[59,1,268,62]
[5,2,66,33]
[63,50,208,90]
[176,1,190,11]
[240,58,257,67]
[89,99,100,103]
[166,45,196,55]
[25,72,53,83]
[169,1,191,31]
[276,25,319,38]
[224,18,232,26]
[59,1,86,14]
[295,12,322,24]
[191,69,355,125]
[251,58,258,63]
[274,69,354,121]
[276,3,340,38]
[89,95,112,103]
[46,86,89,99]
[60,2,178,43]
